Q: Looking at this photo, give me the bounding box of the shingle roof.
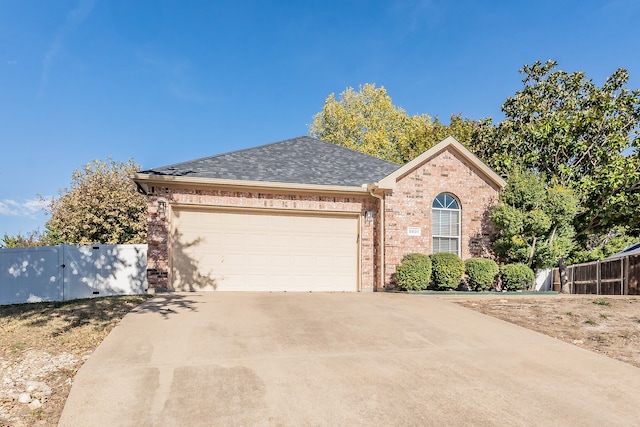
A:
[142,136,401,187]
[607,242,640,259]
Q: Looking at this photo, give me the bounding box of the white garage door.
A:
[170,208,359,291]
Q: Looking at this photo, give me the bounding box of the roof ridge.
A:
[142,136,400,172]
[140,136,402,186]
[141,136,310,172]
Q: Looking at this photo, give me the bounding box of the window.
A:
[432,193,460,256]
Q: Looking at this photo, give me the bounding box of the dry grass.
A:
[454,295,640,369]
[0,295,152,426]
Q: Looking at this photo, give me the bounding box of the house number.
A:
[407,227,421,236]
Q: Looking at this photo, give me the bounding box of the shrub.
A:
[429,253,465,290]
[395,253,432,291]
[500,263,535,291]
[465,258,499,291]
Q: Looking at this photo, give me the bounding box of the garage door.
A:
[170,208,359,291]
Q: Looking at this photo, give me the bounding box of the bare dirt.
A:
[453,294,640,369]
[0,295,152,427]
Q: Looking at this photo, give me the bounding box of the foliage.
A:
[569,227,638,264]
[395,253,432,291]
[490,170,579,270]
[309,62,640,263]
[310,84,427,163]
[486,60,640,238]
[500,263,535,291]
[429,253,465,290]
[309,84,482,163]
[0,230,47,248]
[464,258,499,291]
[43,159,147,245]
[403,113,482,161]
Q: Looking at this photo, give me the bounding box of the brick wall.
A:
[145,185,380,291]
[383,148,500,285]
[145,146,500,292]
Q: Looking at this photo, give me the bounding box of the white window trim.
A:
[432,193,461,256]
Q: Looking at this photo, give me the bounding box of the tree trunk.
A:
[528,235,537,267]
[559,258,570,294]
[547,224,557,246]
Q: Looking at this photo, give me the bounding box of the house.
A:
[606,242,640,259]
[132,136,506,292]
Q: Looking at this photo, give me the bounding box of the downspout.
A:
[369,185,385,291]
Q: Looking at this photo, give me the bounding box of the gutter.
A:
[131,173,371,196]
[368,183,385,291]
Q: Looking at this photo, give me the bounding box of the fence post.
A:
[569,266,572,294]
[621,257,624,295]
[596,260,601,295]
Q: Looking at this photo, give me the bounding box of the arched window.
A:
[432,193,460,256]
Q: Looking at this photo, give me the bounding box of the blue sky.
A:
[1,0,639,237]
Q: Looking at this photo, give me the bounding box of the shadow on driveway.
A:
[59,292,640,426]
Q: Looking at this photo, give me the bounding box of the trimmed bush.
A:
[500,263,535,291]
[429,253,465,290]
[395,253,432,291]
[465,258,499,291]
[400,253,430,265]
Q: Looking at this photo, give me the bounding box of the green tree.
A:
[310,84,483,163]
[310,83,425,163]
[490,170,579,270]
[488,60,640,238]
[43,159,147,245]
[0,230,46,248]
[406,114,482,161]
[569,227,637,264]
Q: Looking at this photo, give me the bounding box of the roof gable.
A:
[141,136,400,188]
[376,136,507,190]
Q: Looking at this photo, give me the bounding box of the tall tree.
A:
[490,170,579,270]
[43,159,147,245]
[310,84,484,163]
[569,226,637,264]
[310,84,424,163]
[406,114,482,161]
[488,60,640,237]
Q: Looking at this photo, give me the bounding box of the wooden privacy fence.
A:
[552,254,640,295]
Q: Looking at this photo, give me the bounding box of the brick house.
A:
[132,136,505,292]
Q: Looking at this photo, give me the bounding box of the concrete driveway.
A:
[58,293,640,426]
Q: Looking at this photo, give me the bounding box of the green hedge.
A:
[429,253,465,290]
[395,253,432,291]
[500,263,535,291]
[465,258,499,291]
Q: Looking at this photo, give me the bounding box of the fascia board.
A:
[131,173,371,195]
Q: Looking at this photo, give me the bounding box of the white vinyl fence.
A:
[534,269,553,291]
[0,244,147,305]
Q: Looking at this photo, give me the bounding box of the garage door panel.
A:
[171,209,358,292]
